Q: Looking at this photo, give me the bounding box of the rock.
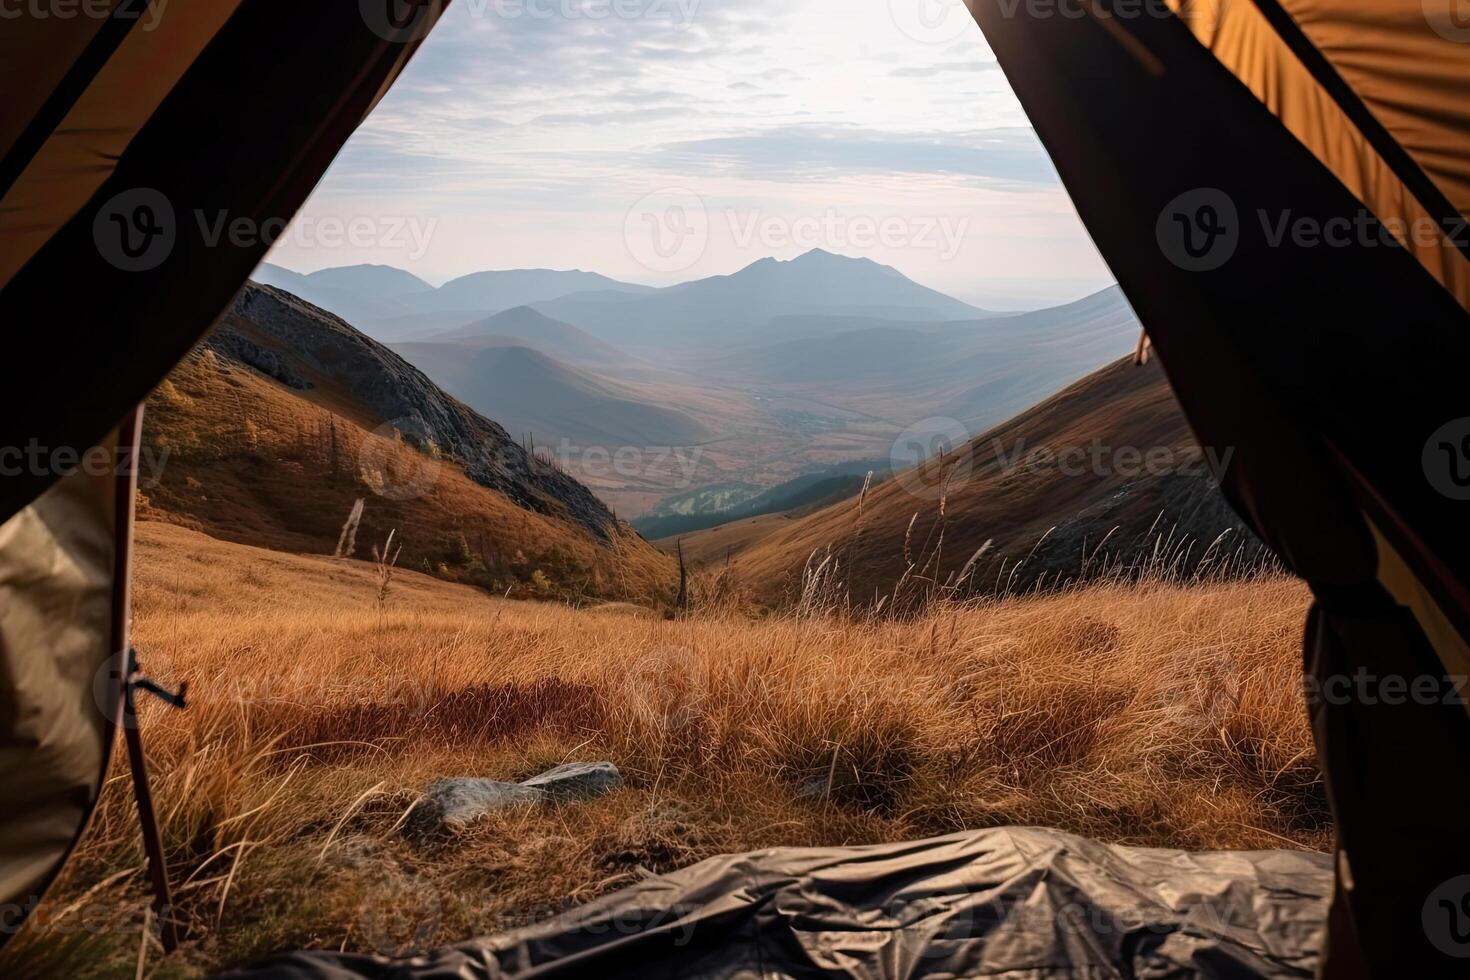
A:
[405,763,622,839]
[406,777,544,838]
[521,761,622,800]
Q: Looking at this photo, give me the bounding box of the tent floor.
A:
[220,825,1331,979]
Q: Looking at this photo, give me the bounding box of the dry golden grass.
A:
[1,522,1325,978]
[144,349,676,605]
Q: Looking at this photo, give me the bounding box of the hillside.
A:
[694,357,1267,605]
[391,342,716,448]
[711,286,1142,433]
[141,283,675,602]
[6,521,1320,977]
[425,305,639,370]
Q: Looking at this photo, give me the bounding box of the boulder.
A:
[521,761,622,800]
[405,778,542,838]
[406,762,622,839]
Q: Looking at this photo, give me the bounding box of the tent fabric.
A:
[0,447,123,917]
[964,0,1470,974]
[0,0,448,526]
[1271,0,1470,223]
[218,826,1334,980]
[1164,0,1470,310]
[0,0,448,946]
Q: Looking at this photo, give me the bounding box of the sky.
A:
[265,0,1115,309]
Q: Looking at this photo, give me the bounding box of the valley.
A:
[257,250,1147,526]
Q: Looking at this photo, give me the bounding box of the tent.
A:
[2,0,1468,976]
[0,0,450,950]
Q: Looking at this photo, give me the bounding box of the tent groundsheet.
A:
[220,826,1332,979]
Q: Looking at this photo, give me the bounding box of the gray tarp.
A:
[220,826,1332,979]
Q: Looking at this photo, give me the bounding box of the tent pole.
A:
[123,667,180,954]
[111,406,181,954]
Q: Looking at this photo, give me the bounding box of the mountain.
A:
[413,268,654,314]
[709,286,1142,432]
[685,357,1265,606]
[389,342,715,448]
[248,263,653,341]
[424,306,638,371]
[298,263,433,300]
[532,249,993,355]
[250,262,425,330]
[141,283,674,602]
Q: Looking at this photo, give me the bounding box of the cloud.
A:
[890,59,1000,78]
[649,125,1056,184]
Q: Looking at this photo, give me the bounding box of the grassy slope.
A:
[142,346,674,604]
[2,523,1323,978]
[702,357,1257,605]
